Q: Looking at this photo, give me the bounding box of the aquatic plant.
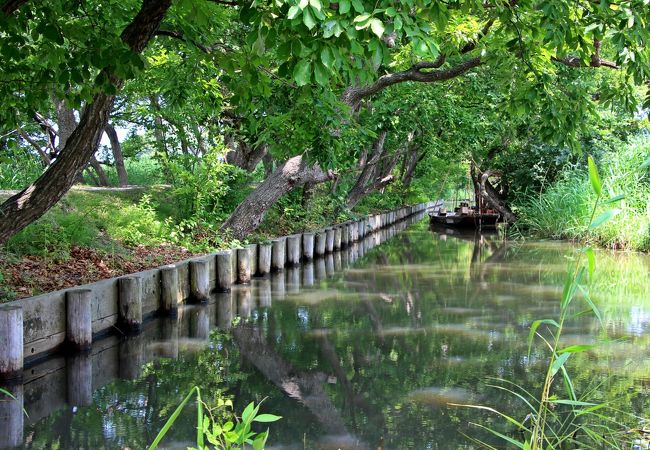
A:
[456,156,639,449]
[148,386,281,450]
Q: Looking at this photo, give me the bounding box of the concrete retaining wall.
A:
[0,202,436,376]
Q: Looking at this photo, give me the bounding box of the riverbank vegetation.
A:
[517,137,650,251]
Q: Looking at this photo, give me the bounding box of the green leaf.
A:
[588,208,621,230]
[313,61,329,86]
[559,344,595,354]
[196,390,204,448]
[149,387,199,450]
[604,194,625,204]
[309,0,321,11]
[351,0,364,13]
[353,13,371,23]
[394,15,403,30]
[369,18,385,37]
[299,0,309,8]
[241,402,255,424]
[577,284,603,327]
[585,247,595,279]
[287,5,301,19]
[338,0,350,14]
[549,399,596,406]
[551,352,571,376]
[320,46,334,68]
[641,157,650,169]
[302,7,316,29]
[293,59,311,86]
[587,155,601,196]
[385,7,397,17]
[528,319,559,356]
[253,414,283,423]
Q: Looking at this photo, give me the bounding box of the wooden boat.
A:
[428,202,500,229]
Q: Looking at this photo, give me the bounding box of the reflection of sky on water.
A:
[628,306,650,336]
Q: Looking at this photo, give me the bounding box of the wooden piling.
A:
[118,276,143,334]
[333,226,342,250]
[271,238,286,271]
[65,289,92,352]
[340,224,349,248]
[216,251,233,292]
[257,243,272,276]
[190,259,210,303]
[302,232,315,260]
[315,230,327,256]
[236,248,251,284]
[160,265,180,317]
[0,306,23,381]
[246,244,258,277]
[286,234,302,266]
[325,228,335,253]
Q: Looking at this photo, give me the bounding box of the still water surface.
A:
[3,218,650,449]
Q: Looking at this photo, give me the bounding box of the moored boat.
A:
[428,201,500,229]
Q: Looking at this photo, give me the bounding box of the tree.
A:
[0,0,173,243]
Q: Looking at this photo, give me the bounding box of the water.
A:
[3,218,650,449]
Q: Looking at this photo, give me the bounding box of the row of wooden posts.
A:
[0,204,430,381]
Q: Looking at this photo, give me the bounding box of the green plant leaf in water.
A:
[588,208,621,230]
[558,344,594,354]
[577,284,603,328]
[604,194,625,204]
[551,352,571,376]
[528,319,559,356]
[587,155,601,196]
[585,247,595,280]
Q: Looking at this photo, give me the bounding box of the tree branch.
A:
[1,0,28,16]
[342,56,483,108]
[552,40,619,70]
[154,29,210,53]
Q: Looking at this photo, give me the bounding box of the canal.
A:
[2,217,650,449]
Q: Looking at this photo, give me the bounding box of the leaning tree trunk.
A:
[89,155,111,186]
[471,163,517,223]
[0,0,172,245]
[105,123,128,186]
[220,155,334,239]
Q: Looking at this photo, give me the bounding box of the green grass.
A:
[517,136,650,251]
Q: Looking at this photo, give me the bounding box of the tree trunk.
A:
[220,155,334,239]
[0,0,172,244]
[89,155,110,186]
[346,131,390,209]
[471,164,517,223]
[105,123,128,186]
[225,138,268,172]
[55,98,77,151]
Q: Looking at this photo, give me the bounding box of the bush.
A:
[518,136,650,251]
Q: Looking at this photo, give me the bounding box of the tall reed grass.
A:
[518,136,650,251]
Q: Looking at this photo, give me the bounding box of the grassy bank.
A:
[516,136,650,251]
[0,182,390,301]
